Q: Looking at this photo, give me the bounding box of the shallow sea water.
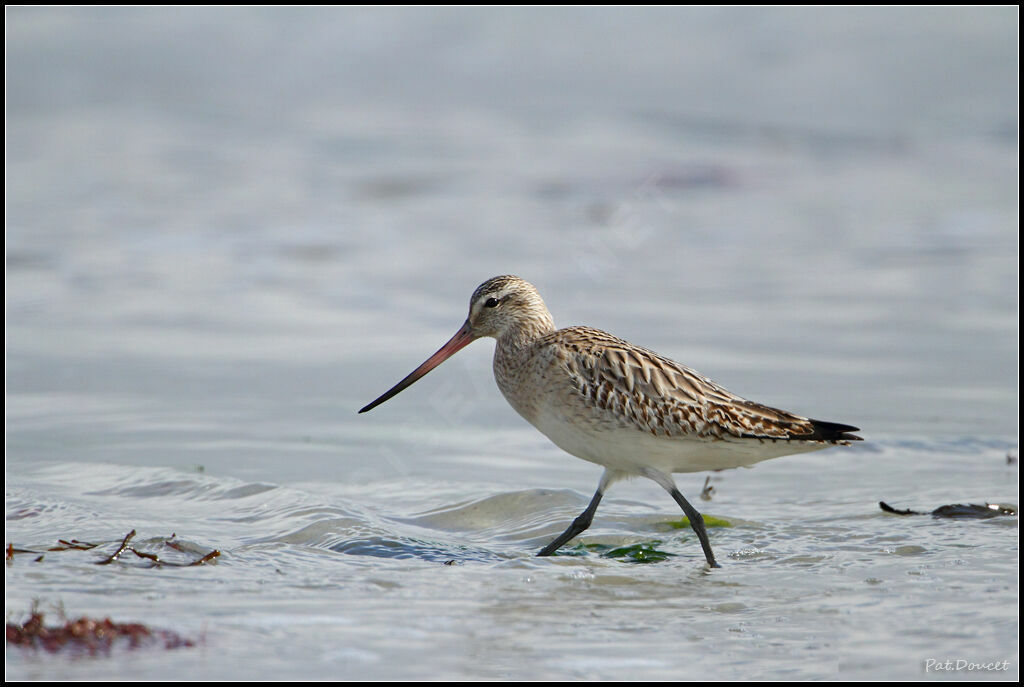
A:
[6,7,1019,681]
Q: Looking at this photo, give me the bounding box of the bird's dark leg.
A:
[669,487,720,568]
[537,469,620,557]
[536,488,603,556]
[639,467,720,568]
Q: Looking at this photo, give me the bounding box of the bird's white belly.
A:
[529,405,826,474]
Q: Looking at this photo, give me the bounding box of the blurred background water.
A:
[5,6,1018,680]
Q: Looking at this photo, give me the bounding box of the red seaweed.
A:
[6,609,195,654]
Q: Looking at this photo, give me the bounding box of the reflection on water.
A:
[6,7,1018,681]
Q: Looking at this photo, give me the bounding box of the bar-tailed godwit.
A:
[360,276,861,567]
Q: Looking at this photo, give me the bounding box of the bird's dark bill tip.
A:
[357,321,477,415]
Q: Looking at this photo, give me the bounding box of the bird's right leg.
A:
[537,469,621,556]
[639,467,720,568]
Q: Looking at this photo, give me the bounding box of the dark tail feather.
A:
[805,419,862,442]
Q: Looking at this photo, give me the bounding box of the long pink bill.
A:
[358,321,476,414]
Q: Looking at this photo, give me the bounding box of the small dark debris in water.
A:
[880,501,1018,519]
[6,531,220,568]
[1008,452,1017,465]
[6,607,194,654]
[443,559,457,566]
[700,476,714,501]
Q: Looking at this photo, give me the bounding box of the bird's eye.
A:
[484,297,500,308]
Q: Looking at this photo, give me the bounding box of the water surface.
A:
[6,7,1018,681]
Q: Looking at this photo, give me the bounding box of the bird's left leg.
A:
[537,469,623,556]
[640,467,720,568]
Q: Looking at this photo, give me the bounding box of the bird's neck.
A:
[492,313,556,423]
[496,312,556,356]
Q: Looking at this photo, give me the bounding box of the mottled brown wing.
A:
[552,326,859,443]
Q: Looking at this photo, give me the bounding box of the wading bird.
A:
[360,276,861,567]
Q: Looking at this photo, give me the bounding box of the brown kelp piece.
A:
[7,531,220,567]
[97,530,137,565]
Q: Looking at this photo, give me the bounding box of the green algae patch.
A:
[568,541,675,563]
[602,542,674,563]
[666,515,733,529]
